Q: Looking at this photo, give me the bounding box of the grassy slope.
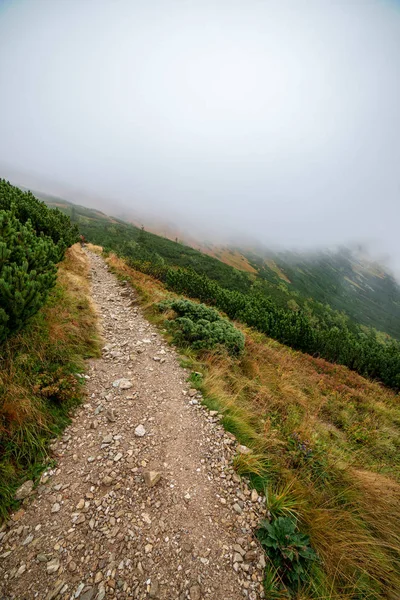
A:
[0,245,100,520]
[244,247,400,341]
[106,251,400,600]
[43,194,400,340]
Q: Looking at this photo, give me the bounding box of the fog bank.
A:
[0,0,399,269]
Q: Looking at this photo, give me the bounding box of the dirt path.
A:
[0,251,265,600]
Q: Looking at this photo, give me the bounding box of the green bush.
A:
[0,209,58,343]
[0,179,78,259]
[159,298,245,355]
[257,516,317,592]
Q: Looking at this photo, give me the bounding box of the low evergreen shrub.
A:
[0,209,58,343]
[158,299,245,355]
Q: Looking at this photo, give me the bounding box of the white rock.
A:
[119,379,133,390]
[237,444,252,455]
[134,424,146,437]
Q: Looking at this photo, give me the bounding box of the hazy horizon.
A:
[1,0,399,270]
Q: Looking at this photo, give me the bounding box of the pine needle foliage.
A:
[0,179,78,259]
[0,209,58,343]
[158,298,245,355]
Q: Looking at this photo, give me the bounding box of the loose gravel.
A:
[0,250,266,600]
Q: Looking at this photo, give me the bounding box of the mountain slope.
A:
[241,246,400,339]
[40,192,400,340]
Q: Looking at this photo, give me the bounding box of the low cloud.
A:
[0,0,399,271]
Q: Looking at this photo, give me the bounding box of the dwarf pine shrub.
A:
[0,179,78,259]
[0,209,58,343]
[158,298,245,355]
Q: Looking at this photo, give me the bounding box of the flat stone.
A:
[46,580,65,600]
[51,502,61,513]
[102,434,113,444]
[15,563,26,577]
[237,444,252,455]
[74,583,85,598]
[251,489,259,502]
[233,544,245,556]
[22,534,34,546]
[106,409,116,422]
[75,513,86,524]
[15,480,34,500]
[143,471,161,488]
[134,424,146,437]
[233,503,242,514]
[119,379,133,390]
[36,553,49,562]
[47,557,60,574]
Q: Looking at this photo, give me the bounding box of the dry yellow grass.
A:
[265,258,292,283]
[86,242,103,255]
[211,248,258,274]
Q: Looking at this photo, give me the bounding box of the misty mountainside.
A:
[24,190,123,226]
[42,193,400,342]
[239,246,400,341]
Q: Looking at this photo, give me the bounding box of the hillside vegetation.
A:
[2,184,398,597]
[243,246,400,341]
[0,181,95,517]
[49,205,400,391]
[43,194,400,341]
[0,245,100,518]
[106,252,400,600]
[0,180,79,343]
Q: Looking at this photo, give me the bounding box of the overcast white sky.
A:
[0,0,399,264]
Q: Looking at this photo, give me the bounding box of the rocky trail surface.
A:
[0,251,266,600]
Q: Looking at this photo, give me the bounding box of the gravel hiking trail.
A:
[0,250,265,600]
